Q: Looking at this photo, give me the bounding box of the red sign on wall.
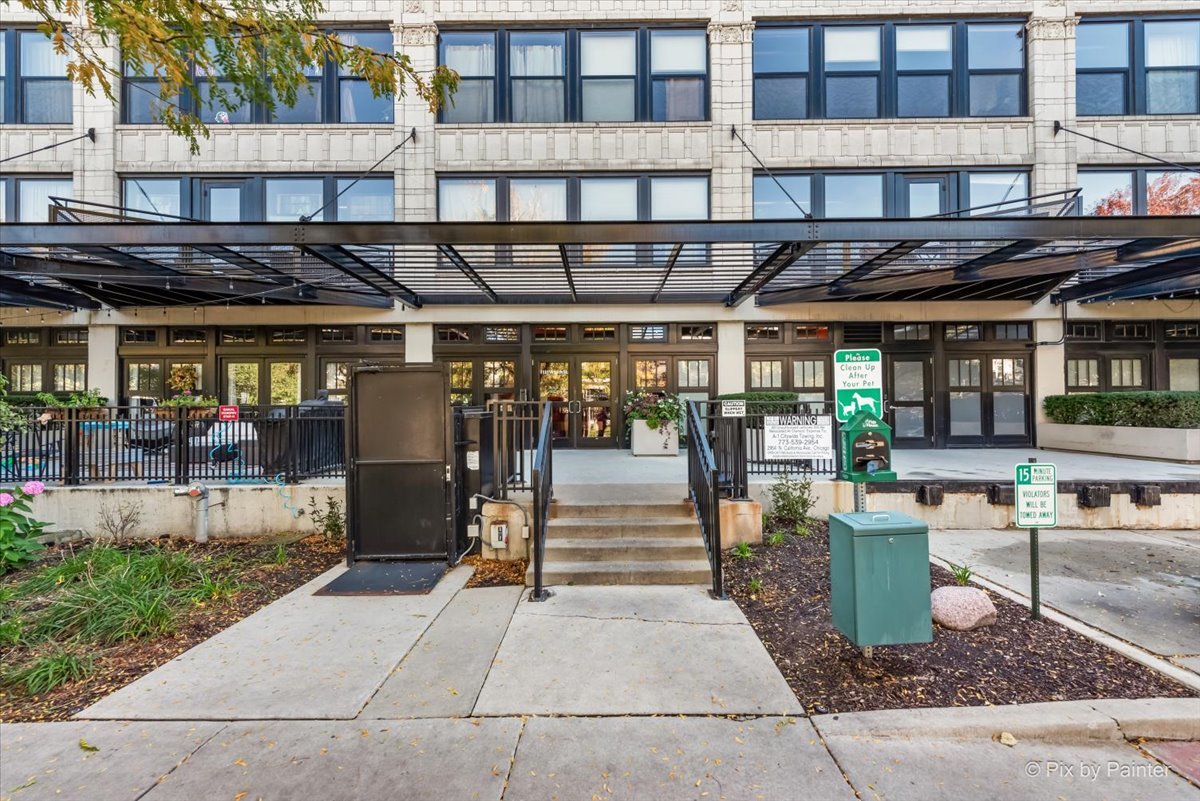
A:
[218,405,239,422]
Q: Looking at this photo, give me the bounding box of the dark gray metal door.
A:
[347,366,454,562]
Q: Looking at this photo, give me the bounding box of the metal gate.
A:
[347,366,455,562]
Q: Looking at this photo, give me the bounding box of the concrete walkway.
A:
[929,528,1200,682]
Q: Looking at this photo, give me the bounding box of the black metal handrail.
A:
[530,400,554,601]
[686,400,724,599]
[488,399,543,498]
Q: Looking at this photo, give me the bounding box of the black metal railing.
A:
[0,405,345,486]
[489,399,545,498]
[694,399,840,498]
[530,401,554,601]
[686,400,724,598]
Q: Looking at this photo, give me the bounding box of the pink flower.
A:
[21,481,45,497]
[0,493,13,508]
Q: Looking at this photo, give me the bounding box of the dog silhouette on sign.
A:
[851,392,877,414]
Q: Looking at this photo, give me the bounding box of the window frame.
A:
[0,29,73,125]
[118,28,395,125]
[1077,15,1200,116]
[437,25,710,124]
[752,18,1026,121]
[120,174,395,221]
[1077,166,1200,215]
[0,174,74,222]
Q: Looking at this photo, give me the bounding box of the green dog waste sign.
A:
[1015,463,1057,528]
[833,349,883,423]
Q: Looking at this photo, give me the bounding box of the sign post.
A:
[833,349,884,423]
[1015,459,1057,620]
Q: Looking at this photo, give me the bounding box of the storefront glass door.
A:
[535,355,617,448]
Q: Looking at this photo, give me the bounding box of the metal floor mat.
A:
[315,561,447,596]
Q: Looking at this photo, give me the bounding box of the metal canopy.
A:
[1,201,1198,309]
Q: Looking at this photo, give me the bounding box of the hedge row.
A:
[1042,391,1200,429]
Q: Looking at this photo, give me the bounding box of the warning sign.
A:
[763,415,834,461]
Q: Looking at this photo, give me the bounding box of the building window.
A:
[581,326,616,342]
[1076,22,1131,115]
[795,324,830,341]
[270,328,307,344]
[753,20,1025,121]
[53,362,87,392]
[749,359,783,389]
[677,359,709,388]
[1067,358,1101,389]
[121,176,393,221]
[0,30,72,124]
[1112,322,1150,339]
[122,31,394,125]
[483,361,515,388]
[1166,322,1200,339]
[634,359,669,389]
[0,176,73,222]
[4,329,40,345]
[1067,322,1102,340]
[448,361,473,404]
[1110,358,1145,388]
[1079,168,1200,216]
[532,326,567,342]
[220,328,256,344]
[630,324,667,342]
[793,359,825,389]
[438,27,708,124]
[967,172,1029,214]
[945,324,982,341]
[7,363,42,392]
[679,324,714,341]
[745,324,781,342]
[1078,18,1200,115]
[325,362,350,391]
[1169,358,1200,391]
[368,326,404,343]
[483,326,520,343]
[169,362,203,393]
[893,323,930,341]
[994,323,1031,340]
[1145,20,1200,114]
[320,327,355,343]
[52,328,86,345]
[122,328,158,344]
[336,178,394,221]
[437,326,472,342]
[170,328,206,345]
[126,362,163,396]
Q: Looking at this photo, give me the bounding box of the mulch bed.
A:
[725,522,1195,714]
[0,534,342,723]
[462,555,528,588]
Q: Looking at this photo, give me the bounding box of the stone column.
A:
[405,322,434,364]
[715,320,745,395]
[394,13,439,223]
[74,28,119,207]
[1026,7,1080,197]
[86,324,120,404]
[708,16,754,221]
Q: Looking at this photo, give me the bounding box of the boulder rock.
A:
[931,586,997,631]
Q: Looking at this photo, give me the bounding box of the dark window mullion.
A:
[882,22,896,118]
[1133,19,1147,115]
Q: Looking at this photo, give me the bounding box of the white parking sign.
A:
[1015,463,1057,528]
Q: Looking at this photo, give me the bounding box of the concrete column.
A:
[74,28,118,207]
[86,324,119,404]
[708,19,754,220]
[1026,7,1080,196]
[405,323,434,363]
[1032,317,1066,432]
[394,16,438,223]
[715,320,744,396]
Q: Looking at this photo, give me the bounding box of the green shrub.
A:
[7,651,93,695]
[748,578,763,593]
[766,531,786,546]
[949,562,973,587]
[714,391,806,416]
[0,481,50,573]
[732,542,754,559]
[767,473,816,529]
[1042,392,1200,429]
[307,497,346,540]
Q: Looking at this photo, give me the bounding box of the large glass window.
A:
[509,32,566,123]
[439,178,497,221]
[1,177,72,222]
[16,31,71,124]
[336,177,393,221]
[1147,170,1200,215]
[825,174,884,218]
[752,175,812,219]
[1078,171,1134,215]
[581,31,636,122]
[1077,18,1200,116]
[439,27,707,124]
[1078,168,1200,215]
[264,179,325,221]
[753,20,1025,120]
[123,178,183,218]
[122,29,392,124]
[967,172,1029,213]
[824,27,881,118]
[120,175,393,221]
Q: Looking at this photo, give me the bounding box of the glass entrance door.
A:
[899,174,952,217]
[535,355,618,448]
[222,359,304,406]
[889,356,933,447]
[944,353,1030,446]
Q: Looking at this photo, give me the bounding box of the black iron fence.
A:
[0,405,345,486]
[693,399,841,498]
[686,400,724,598]
[530,401,554,601]
[489,399,545,498]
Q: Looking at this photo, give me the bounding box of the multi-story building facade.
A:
[1,0,1198,449]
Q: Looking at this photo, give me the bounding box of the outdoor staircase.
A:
[526,500,712,586]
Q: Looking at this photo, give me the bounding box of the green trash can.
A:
[829,511,932,647]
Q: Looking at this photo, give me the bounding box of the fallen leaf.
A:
[999,731,1018,747]
[78,739,99,752]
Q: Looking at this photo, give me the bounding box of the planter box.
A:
[1038,422,1200,464]
[630,420,679,456]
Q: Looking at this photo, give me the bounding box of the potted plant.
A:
[622,389,684,457]
[36,388,109,420]
[157,392,220,419]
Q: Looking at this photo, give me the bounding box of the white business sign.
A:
[721,400,746,418]
[1015,463,1058,528]
[763,414,834,461]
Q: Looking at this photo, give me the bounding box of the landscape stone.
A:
[931,585,998,631]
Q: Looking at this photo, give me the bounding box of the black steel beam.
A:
[726,241,817,306]
[1055,255,1200,303]
[1081,272,1200,303]
[558,245,578,302]
[66,245,180,275]
[1116,238,1200,262]
[650,244,685,303]
[953,239,1042,277]
[302,244,419,308]
[0,275,100,309]
[436,245,498,302]
[190,244,296,284]
[830,240,927,286]
[6,215,1200,247]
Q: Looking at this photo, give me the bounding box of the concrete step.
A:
[543,537,709,563]
[550,501,693,520]
[527,559,713,587]
[546,517,701,539]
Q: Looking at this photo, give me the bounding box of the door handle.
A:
[567,400,582,414]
